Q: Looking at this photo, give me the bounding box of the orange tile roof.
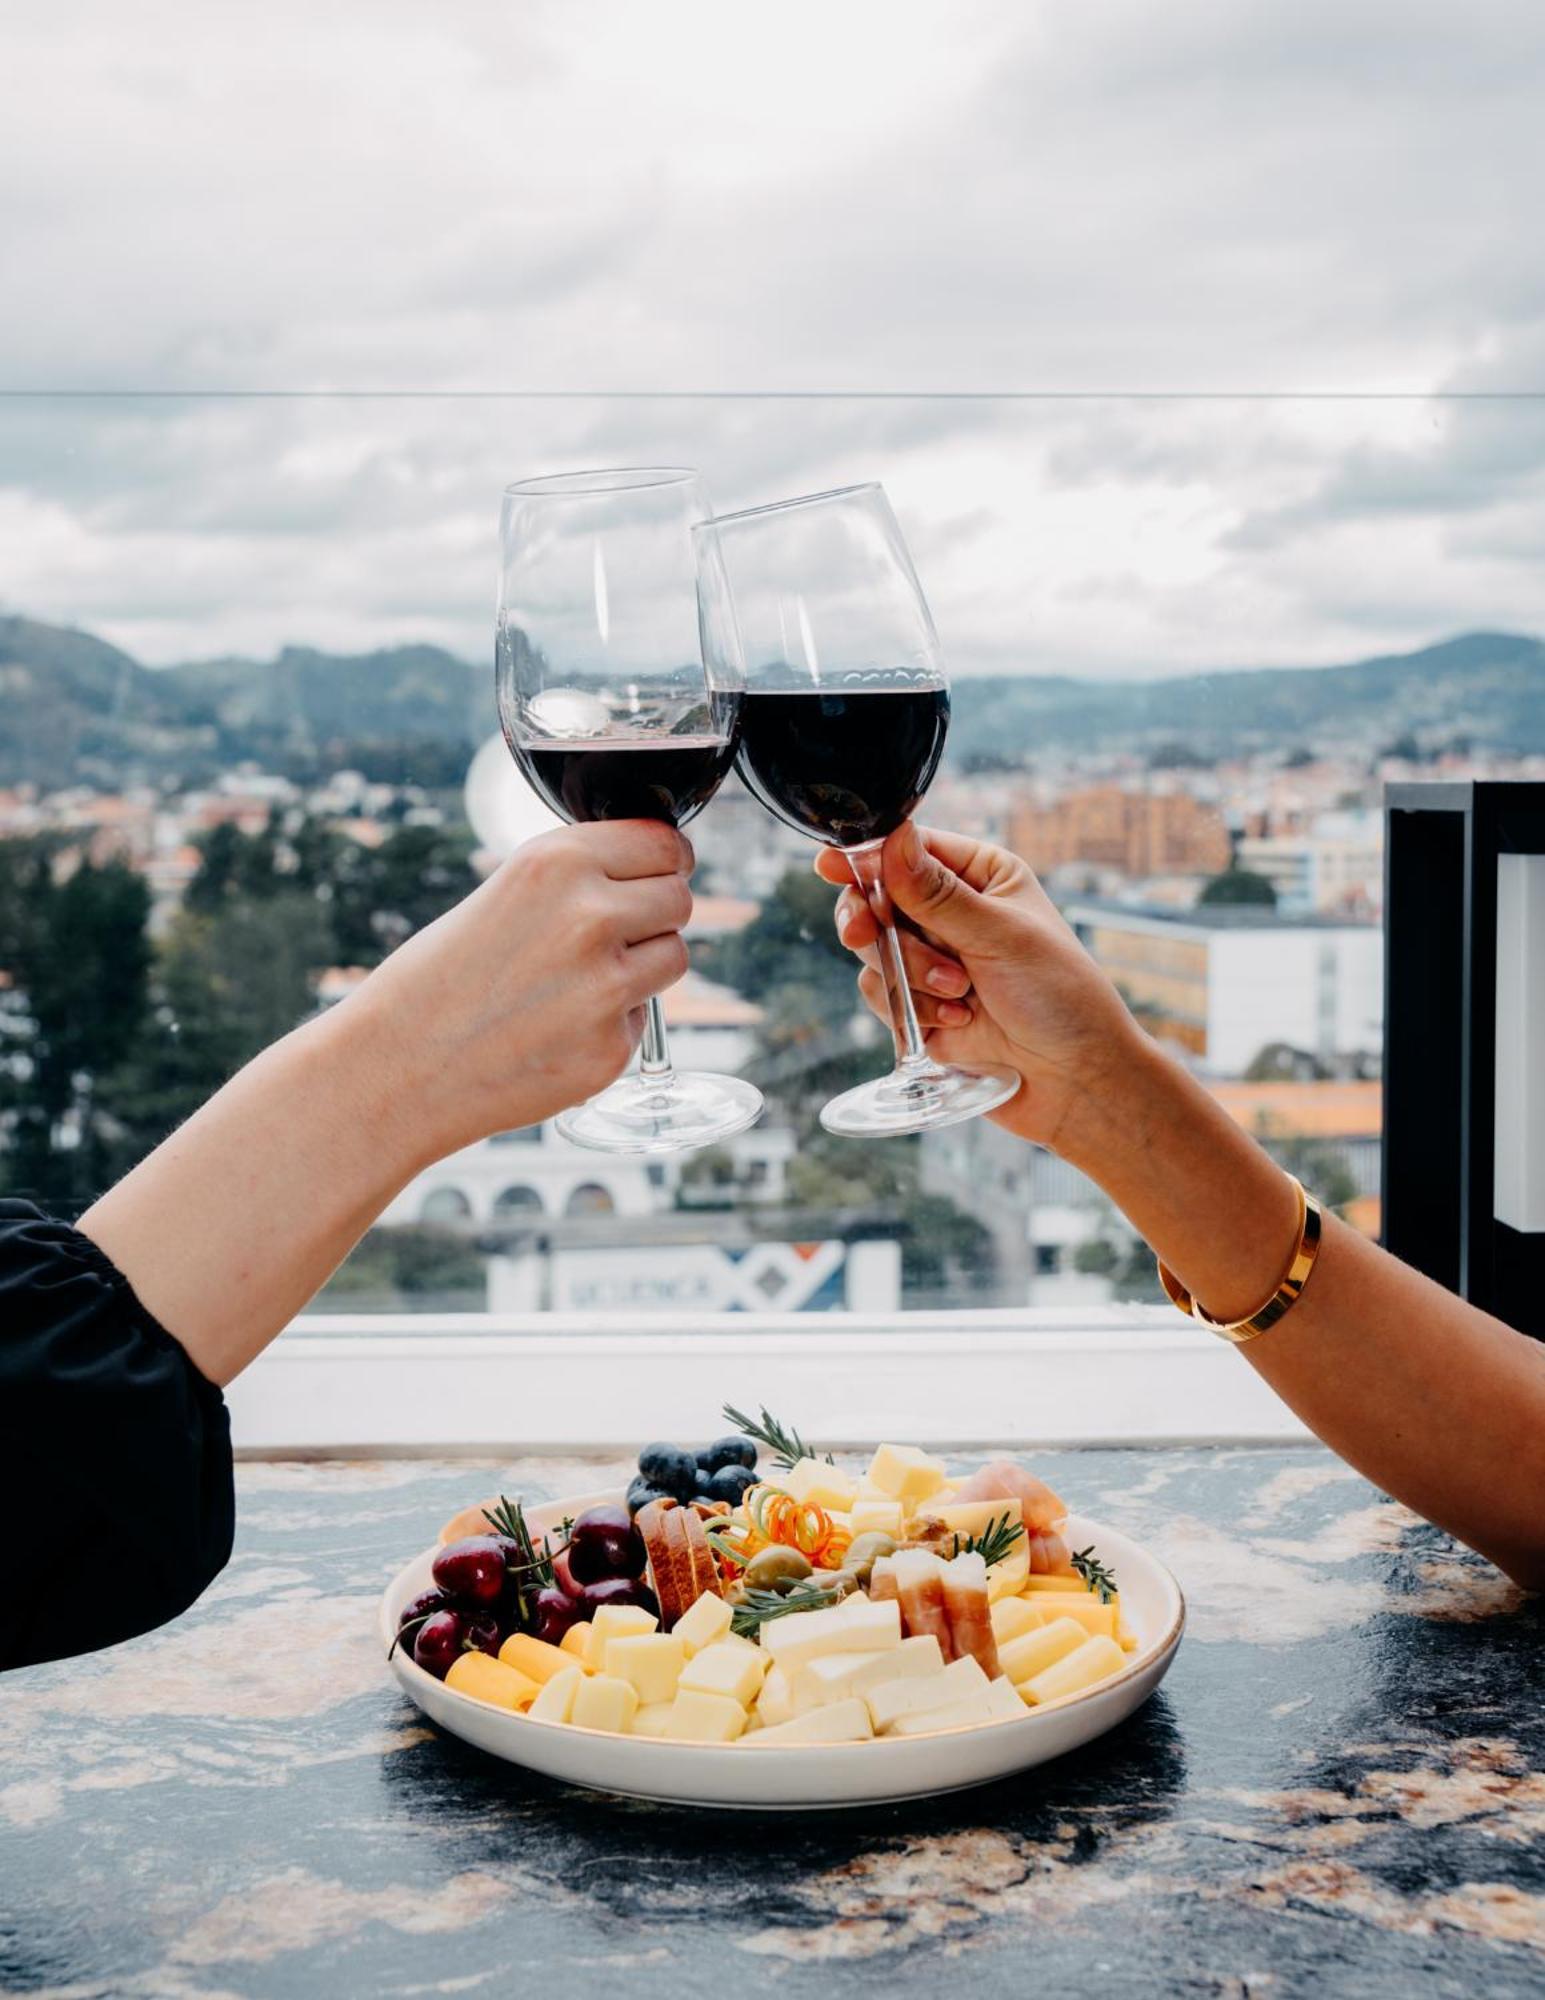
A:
[1208,1080,1382,1140]
[662,970,763,1028]
[684,894,759,938]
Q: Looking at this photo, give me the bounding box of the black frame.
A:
[1384,780,1545,1338]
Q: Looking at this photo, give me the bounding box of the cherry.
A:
[431,1536,506,1607]
[397,1587,449,1636]
[567,1505,647,1585]
[551,1545,585,1598]
[531,1585,586,1647]
[577,1575,659,1619]
[412,1609,468,1679]
[461,1610,503,1658]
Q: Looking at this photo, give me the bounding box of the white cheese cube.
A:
[630,1700,676,1738]
[866,1443,949,1506]
[755,1665,796,1727]
[678,1641,766,1707]
[671,1591,733,1657]
[792,1635,944,1713]
[998,1616,1089,1686]
[527,1664,583,1723]
[866,1654,988,1732]
[581,1603,657,1669]
[570,1673,639,1734]
[663,1688,747,1742]
[740,1697,873,1745]
[848,1497,906,1539]
[781,1457,857,1511]
[888,1683,1019,1736]
[761,1594,902,1674]
[604,1632,686,1706]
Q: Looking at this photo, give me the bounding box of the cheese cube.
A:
[1022,1572,1090,1592]
[497,1632,576,1686]
[740,1698,873,1746]
[781,1457,857,1511]
[630,1701,675,1738]
[678,1641,766,1707]
[755,1665,796,1727]
[792,1635,944,1713]
[717,1629,762,1656]
[528,1665,583,1723]
[987,1546,1031,1603]
[889,1677,1022,1735]
[559,1624,594,1670]
[672,1590,733,1657]
[866,1443,949,1506]
[990,1597,1047,1645]
[867,1654,988,1732]
[761,1594,902,1674]
[1021,1634,1126,1706]
[848,1497,906,1539]
[444,1653,539,1712]
[998,1616,1092,1687]
[928,1498,1024,1539]
[605,1632,686,1706]
[570,1673,640,1734]
[1011,1593,1118,1640]
[663,1689,747,1742]
[582,1603,657,1669]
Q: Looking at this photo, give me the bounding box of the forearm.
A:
[79,989,435,1388]
[1061,1040,1545,1587]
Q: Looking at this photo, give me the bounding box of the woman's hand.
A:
[816,823,1148,1159]
[356,820,694,1159]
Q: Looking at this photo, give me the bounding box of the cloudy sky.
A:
[3,0,1544,674]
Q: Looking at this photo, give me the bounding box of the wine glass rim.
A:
[696,481,883,529]
[504,466,699,499]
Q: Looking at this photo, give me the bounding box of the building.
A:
[1008,785,1231,881]
[1236,811,1384,917]
[1065,900,1384,1074]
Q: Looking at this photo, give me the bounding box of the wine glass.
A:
[694,482,1020,1137]
[496,467,763,1154]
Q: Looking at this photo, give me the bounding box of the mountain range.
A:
[1,616,1541,794]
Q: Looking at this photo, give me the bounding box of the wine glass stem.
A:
[845,841,931,1072]
[639,994,674,1083]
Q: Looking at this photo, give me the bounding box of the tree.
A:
[699,868,853,1010]
[1244,1041,1327,1082]
[1199,867,1276,908]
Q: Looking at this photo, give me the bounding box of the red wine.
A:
[734,687,950,847]
[515,735,738,828]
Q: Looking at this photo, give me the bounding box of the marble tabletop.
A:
[2,1446,1542,1999]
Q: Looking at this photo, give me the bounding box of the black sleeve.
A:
[0,1201,235,1671]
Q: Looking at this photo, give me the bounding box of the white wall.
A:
[1206,926,1383,1072]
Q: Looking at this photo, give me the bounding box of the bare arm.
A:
[822,825,1545,1589]
[81,821,693,1387]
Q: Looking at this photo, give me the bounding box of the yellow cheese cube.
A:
[663,1689,747,1742]
[1021,1634,1126,1706]
[444,1653,539,1712]
[678,1641,765,1707]
[605,1632,686,1706]
[740,1698,872,1745]
[1023,1572,1091,1592]
[866,1443,949,1506]
[672,1590,733,1657]
[528,1665,583,1723]
[986,1546,1031,1604]
[867,1655,988,1732]
[570,1673,640,1734]
[848,1497,906,1539]
[1012,1593,1118,1640]
[761,1594,901,1673]
[497,1632,576,1686]
[997,1616,1089,1686]
[781,1457,857,1511]
[792,1635,944,1713]
[559,1624,595,1670]
[990,1597,1048,1645]
[630,1701,676,1738]
[755,1665,796,1727]
[582,1603,657,1668]
[928,1498,1024,1539]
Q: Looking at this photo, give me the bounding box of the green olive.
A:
[744,1545,814,1593]
[843,1532,898,1583]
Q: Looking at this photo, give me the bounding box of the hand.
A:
[815,822,1149,1158]
[356,819,694,1159]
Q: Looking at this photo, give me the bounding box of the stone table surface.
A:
[2,1447,1542,1998]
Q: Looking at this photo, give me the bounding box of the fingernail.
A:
[899,821,922,869]
[938,1000,972,1027]
[925,964,966,995]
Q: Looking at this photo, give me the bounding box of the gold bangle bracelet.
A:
[1156,1174,1324,1345]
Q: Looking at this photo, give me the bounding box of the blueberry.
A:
[637,1442,699,1500]
[698,1435,759,1474]
[626,1476,668,1516]
[706,1464,758,1505]
[694,1465,715,1496]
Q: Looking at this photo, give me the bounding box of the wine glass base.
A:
[819,1061,1020,1138]
[555,1071,764,1156]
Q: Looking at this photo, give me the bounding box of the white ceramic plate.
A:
[381,1489,1184,1810]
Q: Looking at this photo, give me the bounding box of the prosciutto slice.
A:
[950,1458,1075,1576]
[941,1550,1000,1677]
[891,1549,952,1653]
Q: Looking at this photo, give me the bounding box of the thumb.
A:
[883,821,1009,951]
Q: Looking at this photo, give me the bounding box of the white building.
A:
[1236,811,1384,917]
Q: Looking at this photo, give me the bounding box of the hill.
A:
[1,617,1541,792]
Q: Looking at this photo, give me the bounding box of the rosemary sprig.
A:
[952,1511,1025,1569]
[729,1578,851,1637]
[1071,1545,1119,1604]
[721,1401,835,1471]
[482,1494,562,1630]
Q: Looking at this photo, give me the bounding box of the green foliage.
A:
[1199,867,1277,908]
[312,1225,485,1307]
[1243,1041,1328,1082]
[698,868,853,1009]
[1072,1235,1120,1277]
